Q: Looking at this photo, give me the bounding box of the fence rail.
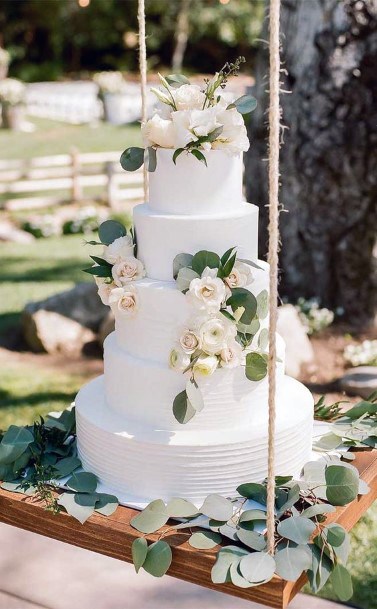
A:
[0,150,144,211]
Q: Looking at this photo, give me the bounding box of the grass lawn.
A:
[0,234,376,608]
[1,116,141,159]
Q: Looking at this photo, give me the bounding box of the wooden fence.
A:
[0,150,144,211]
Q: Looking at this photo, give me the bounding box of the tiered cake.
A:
[76,149,313,504]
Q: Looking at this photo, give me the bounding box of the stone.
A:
[0,220,35,244]
[23,282,108,331]
[22,309,97,356]
[339,366,377,400]
[277,304,316,378]
[98,311,115,346]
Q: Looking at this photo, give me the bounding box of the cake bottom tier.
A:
[75,375,313,505]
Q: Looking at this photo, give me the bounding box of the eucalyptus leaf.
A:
[1,480,36,495]
[258,328,269,351]
[237,482,267,505]
[227,288,257,324]
[130,499,169,534]
[0,425,34,465]
[211,546,249,584]
[173,390,196,424]
[245,352,268,382]
[98,220,127,246]
[256,290,269,319]
[331,564,353,601]
[276,484,301,517]
[237,258,263,270]
[166,497,198,518]
[53,456,81,479]
[345,400,377,419]
[307,544,333,593]
[236,529,267,551]
[188,531,222,549]
[200,494,233,521]
[13,449,31,473]
[239,509,267,526]
[132,537,148,573]
[173,253,193,279]
[325,523,346,547]
[239,551,276,584]
[142,540,172,577]
[165,74,190,87]
[120,147,145,172]
[66,471,98,493]
[275,545,312,581]
[176,267,200,292]
[145,146,157,172]
[186,378,204,413]
[325,464,359,506]
[191,251,220,276]
[229,561,256,588]
[277,516,316,544]
[58,492,95,524]
[94,493,119,516]
[301,503,336,519]
[228,94,257,114]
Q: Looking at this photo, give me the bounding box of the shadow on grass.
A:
[0,259,86,284]
[0,388,77,410]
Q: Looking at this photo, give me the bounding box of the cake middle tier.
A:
[103,332,285,432]
[133,202,258,281]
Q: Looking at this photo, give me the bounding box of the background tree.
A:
[246,0,377,325]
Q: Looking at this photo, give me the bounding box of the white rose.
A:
[199,315,236,355]
[186,274,226,312]
[220,340,244,368]
[225,261,254,288]
[141,114,175,148]
[173,84,206,111]
[171,110,194,148]
[112,257,145,286]
[171,106,221,149]
[103,235,134,264]
[97,281,116,306]
[179,329,201,354]
[212,106,250,154]
[193,355,218,377]
[169,346,191,372]
[109,285,139,316]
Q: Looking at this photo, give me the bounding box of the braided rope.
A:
[266,0,281,555]
[138,0,148,200]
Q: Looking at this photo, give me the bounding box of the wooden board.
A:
[0,449,376,609]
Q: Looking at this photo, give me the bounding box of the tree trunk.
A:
[172,0,192,72]
[245,0,377,325]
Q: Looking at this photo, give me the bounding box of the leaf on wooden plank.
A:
[66,471,98,493]
[142,541,172,577]
[132,537,148,573]
[200,494,233,521]
[188,531,222,550]
[130,499,169,534]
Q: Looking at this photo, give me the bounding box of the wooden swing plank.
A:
[0,449,376,609]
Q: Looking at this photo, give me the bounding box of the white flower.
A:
[173,84,206,111]
[103,235,134,264]
[220,340,244,368]
[109,285,139,316]
[171,106,221,149]
[0,78,25,105]
[193,355,218,377]
[186,274,226,312]
[97,281,116,306]
[199,315,236,355]
[142,114,175,148]
[211,106,249,154]
[179,329,201,354]
[225,261,254,288]
[169,346,191,372]
[112,257,145,286]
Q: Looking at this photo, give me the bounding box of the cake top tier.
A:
[120,59,257,214]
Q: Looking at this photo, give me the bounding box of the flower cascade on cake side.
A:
[120,57,257,172]
[83,219,145,316]
[169,248,270,424]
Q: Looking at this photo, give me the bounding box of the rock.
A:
[0,220,35,244]
[22,309,96,356]
[23,283,108,331]
[277,304,316,378]
[339,366,377,399]
[98,311,115,346]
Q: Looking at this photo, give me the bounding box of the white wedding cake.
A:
[75,67,313,505]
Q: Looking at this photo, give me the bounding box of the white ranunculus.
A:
[97,281,116,306]
[199,315,237,355]
[225,261,254,288]
[212,106,249,154]
[186,274,226,312]
[173,84,206,111]
[109,285,139,315]
[220,339,245,369]
[112,257,145,286]
[103,235,134,264]
[141,114,175,148]
[169,346,191,372]
[193,355,218,377]
[179,329,201,354]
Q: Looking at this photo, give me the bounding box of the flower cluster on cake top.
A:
[120,57,257,172]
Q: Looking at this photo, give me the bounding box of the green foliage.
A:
[227,288,257,324]
[191,250,220,275]
[120,147,145,172]
[189,530,222,549]
[245,352,268,382]
[98,219,127,245]
[172,390,196,424]
[228,94,257,114]
[132,538,148,573]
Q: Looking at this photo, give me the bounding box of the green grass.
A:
[0,234,91,335]
[2,117,141,159]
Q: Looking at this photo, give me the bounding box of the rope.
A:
[266,0,281,556]
[138,0,148,200]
